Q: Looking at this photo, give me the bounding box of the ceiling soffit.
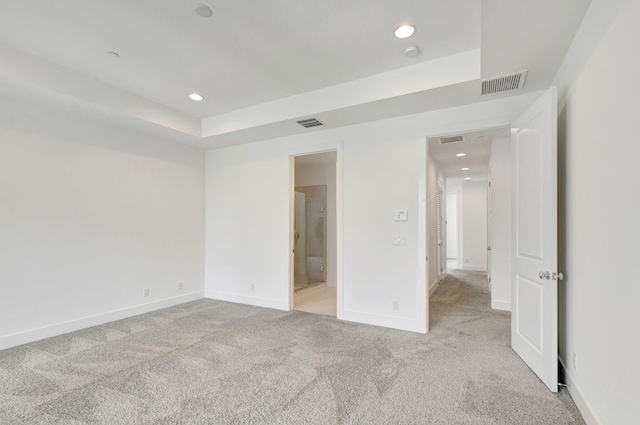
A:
[0,0,591,148]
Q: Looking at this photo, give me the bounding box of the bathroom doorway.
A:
[292,151,337,316]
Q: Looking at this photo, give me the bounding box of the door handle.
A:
[539,271,564,280]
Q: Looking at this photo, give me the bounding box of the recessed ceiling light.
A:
[465,177,472,181]
[106,51,120,59]
[461,167,470,171]
[189,93,204,101]
[456,153,466,157]
[195,4,213,18]
[394,24,415,39]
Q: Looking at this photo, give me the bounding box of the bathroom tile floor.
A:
[294,283,336,316]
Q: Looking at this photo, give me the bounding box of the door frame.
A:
[436,178,445,276]
[487,169,492,290]
[288,142,343,318]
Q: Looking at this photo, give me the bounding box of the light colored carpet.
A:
[0,271,584,424]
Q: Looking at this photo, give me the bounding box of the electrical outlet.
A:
[573,352,577,370]
[251,284,255,292]
[392,300,399,310]
[143,288,150,297]
[392,237,406,246]
[178,282,184,290]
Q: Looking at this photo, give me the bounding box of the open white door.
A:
[511,87,559,392]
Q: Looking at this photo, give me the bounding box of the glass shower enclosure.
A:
[294,185,327,291]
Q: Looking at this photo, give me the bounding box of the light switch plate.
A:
[394,210,408,221]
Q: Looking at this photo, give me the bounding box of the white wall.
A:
[552,0,640,423]
[446,192,458,260]
[205,132,427,332]
[295,160,337,286]
[0,95,205,350]
[446,181,464,269]
[488,137,511,311]
[204,93,540,334]
[461,180,488,271]
[428,156,446,291]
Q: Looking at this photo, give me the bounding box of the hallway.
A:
[430,269,497,332]
[428,270,585,424]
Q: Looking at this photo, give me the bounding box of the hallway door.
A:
[511,87,559,392]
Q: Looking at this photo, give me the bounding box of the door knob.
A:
[539,271,551,280]
[539,271,545,279]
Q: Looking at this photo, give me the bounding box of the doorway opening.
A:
[292,151,337,316]
[425,89,558,391]
[427,126,511,323]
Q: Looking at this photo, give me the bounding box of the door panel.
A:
[511,87,558,392]
[487,175,492,287]
[516,276,544,351]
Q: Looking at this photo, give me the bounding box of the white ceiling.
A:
[0,0,591,149]
[428,127,511,182]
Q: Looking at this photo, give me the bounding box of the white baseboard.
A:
[461,265,488,272]
[491,300,511,311]
[560,359,601,425]
[205,290,288,311]
[341,308,426,334]
[0,291,204,351]
[429,279,440,295]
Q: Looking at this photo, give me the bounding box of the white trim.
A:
[429,279,441,295]
[491,300,511,311]
[461,265,487,272]
[342,309,426,333]
[430,269,449,295]
[205,290,287,311]
[560,359,601,425]
[419,140,428,332]
[288,141,344,320]
[0,291,204,351]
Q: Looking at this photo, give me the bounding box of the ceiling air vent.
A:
[481,70,528,95]
[297,118,324,128]
[439,135,465,144]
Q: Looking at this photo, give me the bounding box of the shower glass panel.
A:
[294,185,326,291]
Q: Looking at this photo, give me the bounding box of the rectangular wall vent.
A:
[297,118,324,128]
[481,70,528,95]
[439,135,465,144]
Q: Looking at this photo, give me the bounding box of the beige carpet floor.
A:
[0,271,584,424]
